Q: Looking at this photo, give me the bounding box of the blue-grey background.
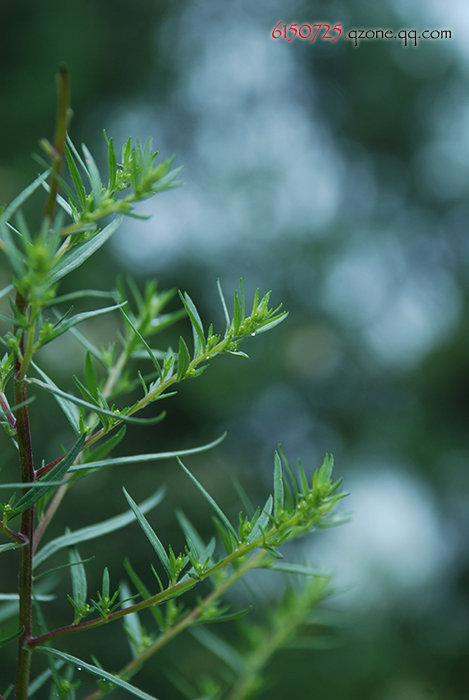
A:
[1,0,468,697]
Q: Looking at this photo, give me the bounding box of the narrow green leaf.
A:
[28,658,66,697]
[255,312,289,334]
[69,544,88,610]
[123,488,170,577]
[28,377,166,425]
[65,143,87,209]
[6,396,35,414]
[251,288,259,316]
[231,476,255,518]
[317,453,334,485]
[34,487,165,569]
[282,473,294,512]
[83,425,126,464]
[297,459,309,496]
[46,289,118,306]
[273,451,284,520]
[81,144,103,206]
[194,606,252,625]
[199,537,216,567]
[176,336,191,380]
[151,165,184,193]
[102,566,110,598]
[66,136,89,179]
[42,302,126,345]
[124,558,163,627]
[120,308,162,379]
[50,214,124,283]
[279,446,299,504]
[232,290,242,335]
[0,542,24,554]
[226,349,249,359]
[28,666,57,697]
[15,210,31,243]
[0,602,18,625]
[178,292,205,356]
[40,178,75,216]
[0,480,67,489]
[9,435,85,519]
[0,171,50,224]
[71,432,226,472]
[212,516,235,555]
[0,221,25,275]
[122,137,132,164]
[177,458,238,542]
[126,275,144,308]
[36,647,158,700]
[0,594,54,601]
[2,684,14,700]
[33,556,94,582]
[138,370,148,394]
[239,279,245,320]
[65,324,107,366]
[147,308,186,337]
[0,625,24,648]
[216,278,230,334]
[176,510,206,561]
[0,311,20,325]
[107,136,117,191]
[262,545,283,559]
[0,283,13,299]
[73,374,100,406]
[247,495,273,543]
[191,627,243,674]
[265,562,330,577]
[120,581,143,658]
[84,351,99,400]
[123,559,150,600]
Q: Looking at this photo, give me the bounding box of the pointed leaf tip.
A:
[123,488,170,576]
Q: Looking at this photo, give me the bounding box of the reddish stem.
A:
[35,455,63,480]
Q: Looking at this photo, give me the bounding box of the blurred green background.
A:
[1,0,468,697]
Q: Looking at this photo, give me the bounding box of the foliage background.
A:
[1,0,468,698]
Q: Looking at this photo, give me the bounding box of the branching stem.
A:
[82,550,268,700]
[28,539,270,649]
[14,63,70,700]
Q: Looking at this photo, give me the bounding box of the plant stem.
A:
[15,63,70,700]
[0,390,16,430]
[28,540,266,648]
[226,614,294,700]
[1,523,27,545]
[32,479,70,555]
[81,551,268,700]
[29,494,325,651]
[43,64,70,223]
[33,344,130,553]
[14,297,35,700]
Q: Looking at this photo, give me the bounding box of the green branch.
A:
[82,551,268,700]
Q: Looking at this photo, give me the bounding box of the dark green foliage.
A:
[0,83,347,700]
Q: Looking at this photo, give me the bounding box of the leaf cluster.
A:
[0,99,347,700]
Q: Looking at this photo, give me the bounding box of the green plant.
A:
[0,68,348,700]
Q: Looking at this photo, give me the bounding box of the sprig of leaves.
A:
[63,134,182,233]
[0,88,347,700]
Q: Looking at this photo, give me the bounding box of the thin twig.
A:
[43,64,70,223]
